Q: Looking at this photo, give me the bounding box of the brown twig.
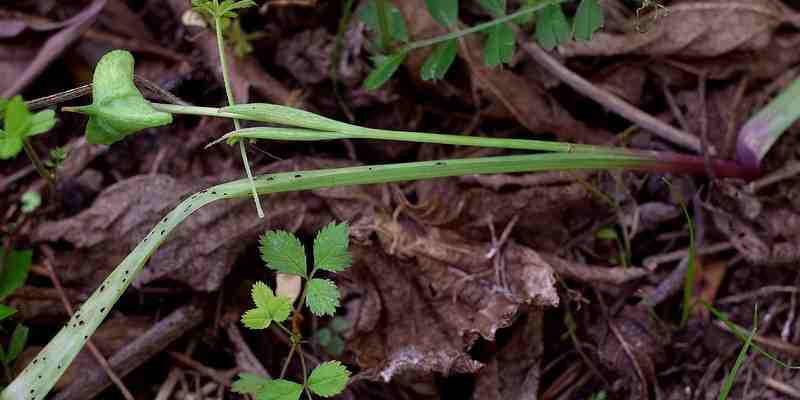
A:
[54,305,204,400]
[517,34,701,151]
[168,352,236,387]
[40,246,135,400]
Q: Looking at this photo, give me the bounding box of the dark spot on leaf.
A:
[295,174,302,178]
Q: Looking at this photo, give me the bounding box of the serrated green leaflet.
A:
[421,39,458,81]
[259,230,308,277]
[365,52,407,90]
[232,372,271,394]
[313,222,352,273]
[307,361,351,397]
[574,0,603,41]
[535,4,571,50]
[425,0,458,27]
[63,50,172,145]
[241,282,292,329]
[305,278,340,316]
[257,379,303,400]
[484,23,515,67]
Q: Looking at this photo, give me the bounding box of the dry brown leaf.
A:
[1,0,106,97]
[472,309,546,400]
[560,0,793,58]
[340,212,557,381]
[595,305,670,399]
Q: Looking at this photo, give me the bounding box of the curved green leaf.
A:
[421,39,458,81]
[259,230,307,277]
[364,52,407,90]
[574,0,603,41]
[535,4,571,50]
[65,50,172,145]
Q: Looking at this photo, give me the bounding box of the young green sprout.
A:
[235,222,353,399]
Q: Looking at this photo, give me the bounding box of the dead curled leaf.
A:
[595,306,670,399]
[340,212,558,381]
[560,0,795,58]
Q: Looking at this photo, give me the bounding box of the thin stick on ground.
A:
[517,33,701,152]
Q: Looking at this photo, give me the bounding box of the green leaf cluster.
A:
[232,361,351,400]
[0,96,56,159]
[191,0,257,20]
[314,317,349,356]
[258,221,352,316]
[63,50,172,145]
[360,0,605,88]
[238,222,353,398]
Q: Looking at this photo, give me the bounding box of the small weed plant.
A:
[232,222,352,399]
[360,0,605,88]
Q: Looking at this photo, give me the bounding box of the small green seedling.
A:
[19,192,41,215]
[359,0,604,87]
[717,306,757,400]
[234,222,353,399]
[314,317,349,357]
[0,96,57,184]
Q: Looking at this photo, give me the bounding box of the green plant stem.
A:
[375,0,392,52]
[402,0,565,52]
[22,139,54,186]
[299,350,313,400]
[151,102,612,154]
[213,15,264,218]
[331,0,356,121]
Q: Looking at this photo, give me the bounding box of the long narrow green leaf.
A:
[718,307,757,400]
[2,149,746,400]
[737,76,800,173]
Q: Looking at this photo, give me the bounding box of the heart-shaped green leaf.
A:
[65,50,172,145]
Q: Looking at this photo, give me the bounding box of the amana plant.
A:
[1,0,799,398]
